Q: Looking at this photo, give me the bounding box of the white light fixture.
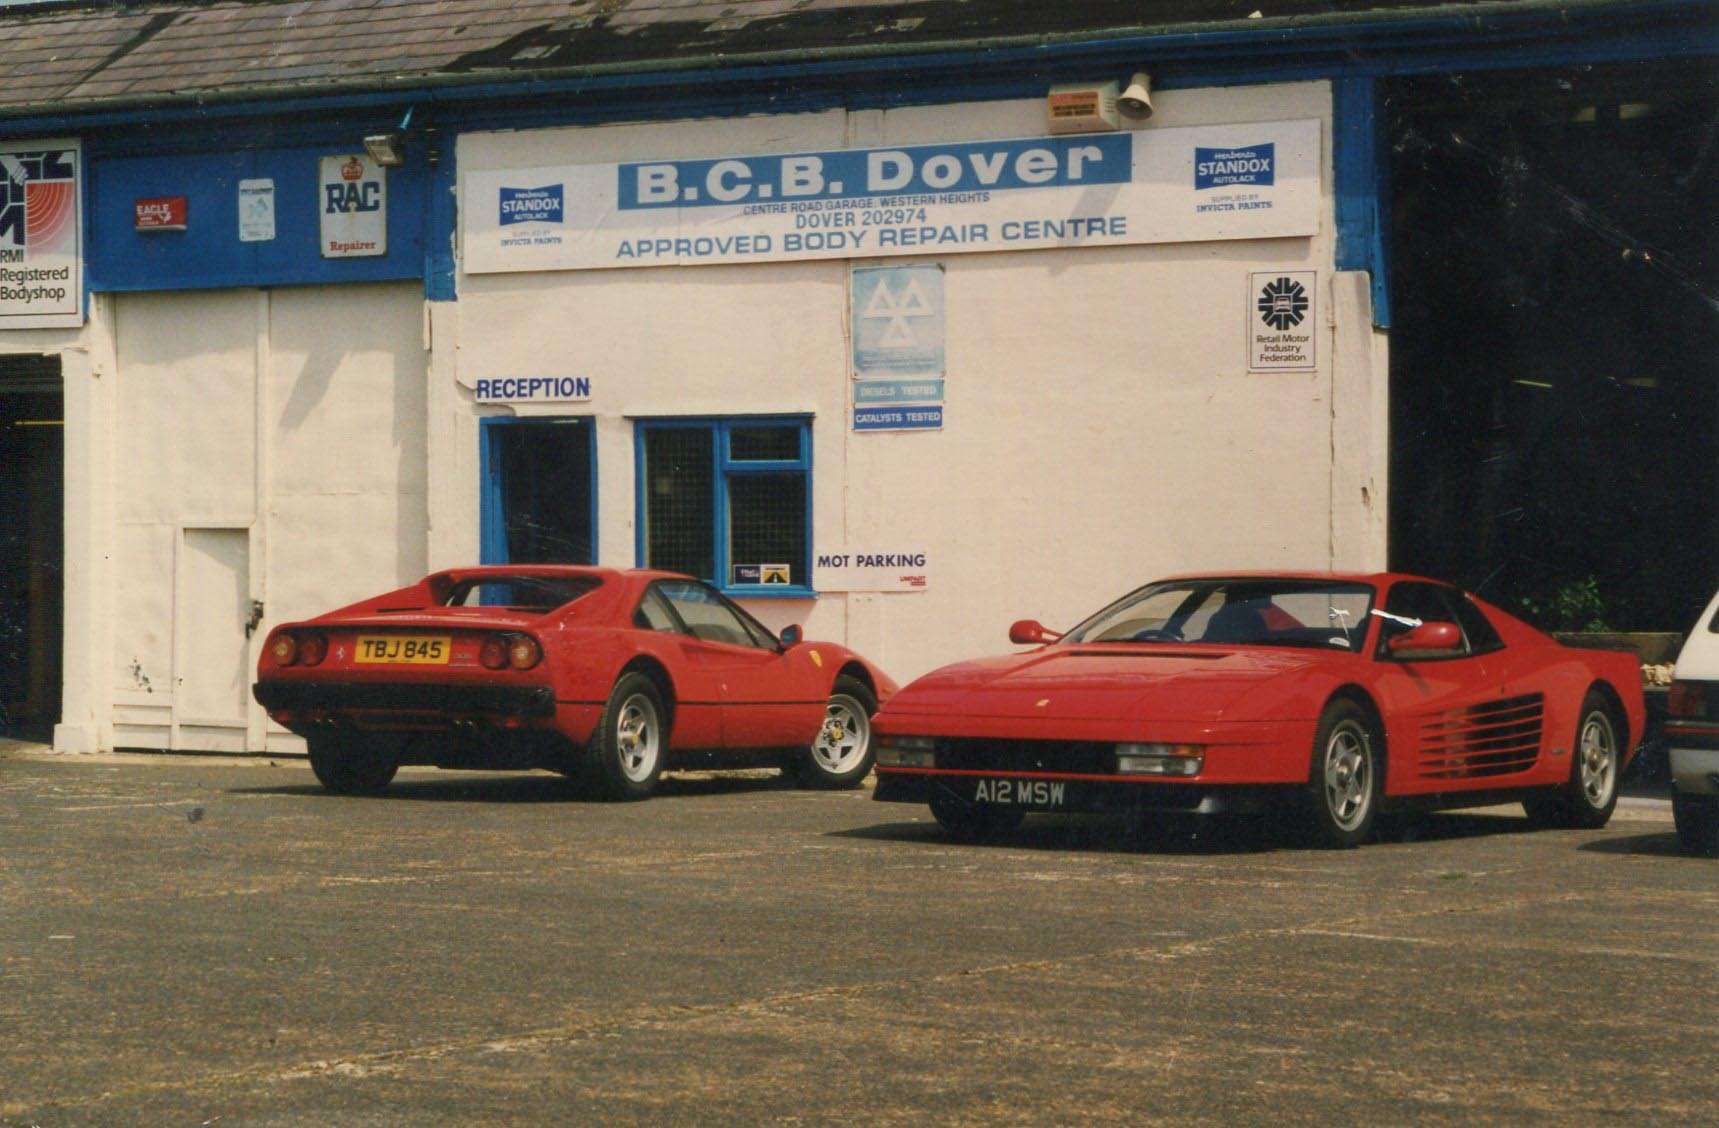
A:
[363,106,415,167]
[363,132,405,167]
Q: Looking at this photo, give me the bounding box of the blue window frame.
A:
[634,417,814,597]
[479,416,598,566]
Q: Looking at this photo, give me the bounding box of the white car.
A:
[1668,590,1719,855]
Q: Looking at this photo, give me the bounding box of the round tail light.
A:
[479,635,509,670]
[508,635,542,670]
[298,632,329,666]
[269,633,298,667]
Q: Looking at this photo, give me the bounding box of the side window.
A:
[634,587,680,633]
[659,581,770,649]
[638,419,811,593]
[1452,595,1504,654]
[1377,582,1469,658]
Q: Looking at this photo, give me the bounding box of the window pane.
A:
[729,425,800,462]
[644,428,715,579]
[659,581,761,648]
[446,576,599,609]
[633,588,679,633]
[729,472,806,587]
[493,421,593,564]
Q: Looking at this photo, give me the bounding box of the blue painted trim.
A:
[1,2,1711,136]
[634,416,816,597]
[479,415,598,567]
[1333,76,1390,329]
[425,129,457,302]
[478,417,506,566]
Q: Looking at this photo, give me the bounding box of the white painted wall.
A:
[97,283,427,751]
[454,82,1387,685]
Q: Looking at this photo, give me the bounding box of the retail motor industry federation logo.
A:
[1257,276,1309,330]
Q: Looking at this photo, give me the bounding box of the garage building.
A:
[0,0,1712,753]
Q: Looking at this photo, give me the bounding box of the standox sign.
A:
[134,196,187,231]
[1195,143,1275,190]
[499,185,563,226]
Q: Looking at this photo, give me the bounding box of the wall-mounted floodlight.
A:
[363,132,405,167]
[363,107,415,167]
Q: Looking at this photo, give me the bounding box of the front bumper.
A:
[253,680,556,719]
[874,768,1276,815]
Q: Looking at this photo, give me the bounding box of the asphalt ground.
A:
[1,745,1714,1125]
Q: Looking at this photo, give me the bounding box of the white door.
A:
[174,527,252,748]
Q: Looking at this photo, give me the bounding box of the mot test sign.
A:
[462,119,1320,273]
[0,139,82,329]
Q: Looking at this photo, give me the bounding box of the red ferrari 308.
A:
[253,566,896,798]
[872,572,1644,848]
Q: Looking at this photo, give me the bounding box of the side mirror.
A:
[1386,621,1463,656]
[1009,619,1063,645]
[779,624,803,647]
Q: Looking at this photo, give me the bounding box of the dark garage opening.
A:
[1387,61,1719,633]
[1,354,63,741]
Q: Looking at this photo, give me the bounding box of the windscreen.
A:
[1065,579,1376,652]
[443,576,600,611]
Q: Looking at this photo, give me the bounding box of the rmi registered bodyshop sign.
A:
[463,120,1319,273]
[0,139,83,328]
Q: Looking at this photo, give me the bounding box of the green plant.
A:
[1518,577,1611,633]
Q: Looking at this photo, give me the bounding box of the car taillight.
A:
[508,635,542,671]
[298,632,328,666]
[1669,680,1706,719]
[479,635,509,671]
[269,633,298,667]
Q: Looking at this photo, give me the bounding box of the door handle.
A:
[245,599,265,639]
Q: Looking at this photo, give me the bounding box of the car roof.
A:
[1153,571,1447,588]
[426,565,698,585]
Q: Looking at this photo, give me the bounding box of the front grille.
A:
[935,738,1117,775]
[1418,693,1545,780]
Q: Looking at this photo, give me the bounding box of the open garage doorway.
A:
[0,354,63,741]
[1387,61,1719,633]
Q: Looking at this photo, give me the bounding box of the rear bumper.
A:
[1669,745,1719,797]
[253,680,556,718]
[874,768,1278,815]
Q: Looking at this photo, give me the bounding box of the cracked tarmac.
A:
[1,750,1714,1124]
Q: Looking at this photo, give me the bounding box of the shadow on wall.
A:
[270,284,428,583]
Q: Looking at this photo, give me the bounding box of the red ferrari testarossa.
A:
[254,566,896,798]
[872,572,1644,847]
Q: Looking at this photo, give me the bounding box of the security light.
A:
[363,132,405,167]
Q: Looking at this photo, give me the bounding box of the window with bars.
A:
[637,418,812,594]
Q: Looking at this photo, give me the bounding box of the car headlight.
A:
[877,734,936,768]
[1116,743,1205,777]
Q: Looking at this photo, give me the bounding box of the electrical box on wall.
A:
[1046,82,1121,134]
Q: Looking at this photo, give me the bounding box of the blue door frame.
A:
[479,415,599,566]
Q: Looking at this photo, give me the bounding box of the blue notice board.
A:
[853,405,943,432]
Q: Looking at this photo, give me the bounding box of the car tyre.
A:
[1523,691,1622,830]
[1672,792,1719,857]
[1299,699,1382,849]
[796,676,878,789]
[585,672,667,801]
[307,734,399,795]
[928,790,1026,841]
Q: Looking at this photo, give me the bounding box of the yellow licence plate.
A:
[355,635,451,665]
